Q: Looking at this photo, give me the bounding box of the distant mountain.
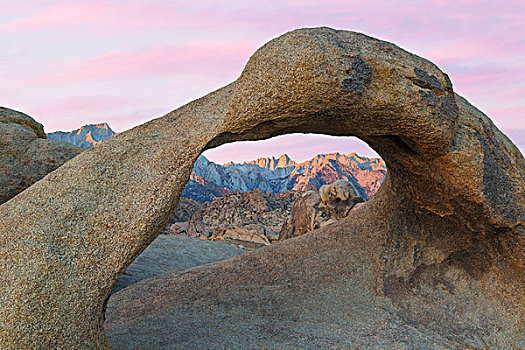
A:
[47,123,116,150]
[48,123,387,201]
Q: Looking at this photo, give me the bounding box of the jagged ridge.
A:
[47,123,116,150]
[190,152,386,201]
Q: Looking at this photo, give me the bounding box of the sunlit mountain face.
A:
[47,123,116,150]
[186,153,386,202]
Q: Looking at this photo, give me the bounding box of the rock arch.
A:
[1,28,524,348]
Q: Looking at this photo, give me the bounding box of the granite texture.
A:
[0,107,82,204]
[1,28,524,349]
[279,188,359,241]
[111,235,244,293]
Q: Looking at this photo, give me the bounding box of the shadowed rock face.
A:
[1,28,524,349]
[279,183,363,241]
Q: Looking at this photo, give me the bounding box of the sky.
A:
[1,0,524,163]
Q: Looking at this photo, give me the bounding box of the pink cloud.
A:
[1,1,187,32]
[489,105,525,120]
[22,96,140,133]
[503,129,525,149]
[27,39,256,86]
[203,134,379,164]
[2,0,524,157]
[4,0,525,46]
[447,65,524,91]
[34,96,134,118]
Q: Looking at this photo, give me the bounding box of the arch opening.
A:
[108,132,389,321]
[136,133,387,254]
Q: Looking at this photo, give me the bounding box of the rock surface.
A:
[0,107,82,204]
[1,28,524,349]
[111,235,244,293]
[174,189,299,246]
[319,179,364,218]
[279,181,364,241]
[279,190,332,240]
[160,197,205,233]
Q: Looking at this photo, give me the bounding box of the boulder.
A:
[0,107,46,138]
[168,221,189,235]
[215,224,271,246]
[0,107,82,204]
[1,28,524,349]
[279,181,364,241]
[279,190,337,240]
[318,179,364,218]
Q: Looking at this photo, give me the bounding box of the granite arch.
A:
[1,28,524,349]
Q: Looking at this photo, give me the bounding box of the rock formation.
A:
[0,107,82,204]
[280,180,364,240]
[172,189,299,247]
[170,186,350,247]
[279,190,331,240]
[1,28,524,349]
[319,179,364,218]
[161,197,204,233]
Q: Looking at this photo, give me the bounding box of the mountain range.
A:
[48,123,386,201]
[186,153,386,201]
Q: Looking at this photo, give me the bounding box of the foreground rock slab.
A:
[111,235,244,293]
[1,27,524,349]
[105,209,462,349]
